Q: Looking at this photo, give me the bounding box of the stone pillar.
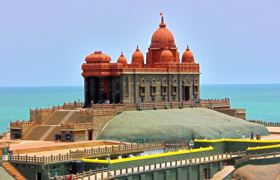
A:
[152,172,159,180]
[108,77,113,103]
[99,77,104,103]
[209,163,214,178]
[178,74,181,102]
[219,161,224,171]
[112,77,116,103]
[187,166,192,180]
[134,74,137,103]
[140,174,146,180]
[165,170,171,180]
[84,78,90,107]
[198,165,203,180]
[126,177,133,180]
[176,167,182,180]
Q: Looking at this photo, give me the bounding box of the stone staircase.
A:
[23,110,76,141]
[2,162,26,180]
[210,165,235,180]
[43,110,69,125]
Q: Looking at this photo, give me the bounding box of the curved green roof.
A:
[97,108,269,143]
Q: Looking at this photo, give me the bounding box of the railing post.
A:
[94,171,97,180]
[101,168,104,179]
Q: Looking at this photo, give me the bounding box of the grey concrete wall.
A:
[11,162,71,180]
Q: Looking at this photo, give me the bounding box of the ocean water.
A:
[0,84,279,132]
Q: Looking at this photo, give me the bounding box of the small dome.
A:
[150,16,176,49]
[117,53,128,65]
[182,47,195,63]
[131,46,144,65]
[160,48,173,63]
[85,51,111,63]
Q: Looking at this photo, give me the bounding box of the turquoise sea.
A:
[0,84,279,132]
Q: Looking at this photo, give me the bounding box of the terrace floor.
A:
[6,140,122,155]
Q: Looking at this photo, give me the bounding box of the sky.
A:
[0,0,279,86]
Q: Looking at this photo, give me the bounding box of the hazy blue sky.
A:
[0,0,279,86]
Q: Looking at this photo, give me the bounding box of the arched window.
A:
[151,77,157,96]
[161,77,168,96]
[140,77,146,96]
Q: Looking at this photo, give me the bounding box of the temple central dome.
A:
[150,16,176,49]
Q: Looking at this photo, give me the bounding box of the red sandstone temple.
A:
[82,15,200,107]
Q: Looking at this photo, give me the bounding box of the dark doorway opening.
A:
[183,86,190,101]
[203,168,209,179]
[37,172,42,180]
[88,130,93,140]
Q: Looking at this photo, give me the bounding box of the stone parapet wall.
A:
[9,98,232,142]
[215,108,246,119]
[10,120,38,128]
[249,120,280,127]
[30,107,61,122]
[29,101,82,122]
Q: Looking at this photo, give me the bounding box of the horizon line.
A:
[0,83,280,88]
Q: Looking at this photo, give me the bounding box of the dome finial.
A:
[187,45,189,50]
[136,45,139,50]
[159,12,166,28]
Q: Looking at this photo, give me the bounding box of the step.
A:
[2,162,26,180]
[211,165,235,180]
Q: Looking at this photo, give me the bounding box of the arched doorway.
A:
[183,85,190,101]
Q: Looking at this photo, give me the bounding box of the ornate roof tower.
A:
[146,14,180,67]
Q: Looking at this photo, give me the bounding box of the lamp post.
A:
[189,140,194,150]
[107,155,111,171]
[219,129,223,139]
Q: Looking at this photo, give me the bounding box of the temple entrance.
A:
[88,129,93,140]
[36,172,42,180]
[183,86,190,101]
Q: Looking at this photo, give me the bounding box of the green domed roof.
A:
[97,108,268,143]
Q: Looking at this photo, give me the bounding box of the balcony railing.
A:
[10,120,41,128]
